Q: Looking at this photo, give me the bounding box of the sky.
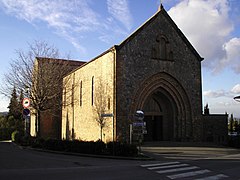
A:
[0,0,240,117]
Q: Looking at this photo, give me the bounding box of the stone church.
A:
[61,5,228,143]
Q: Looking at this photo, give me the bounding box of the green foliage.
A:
[228,114,234,133]
[17,137,138,157]
[0,115,18,140]
[11,130,24,142]
[107,142,138,157]
[228,114,240,134]
[8,87,22,120]
[228,136,240,147]
[0,128,15,140]
[0,87,24,140]
[0,115,24,131]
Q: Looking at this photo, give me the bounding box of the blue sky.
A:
[0,0,240,117]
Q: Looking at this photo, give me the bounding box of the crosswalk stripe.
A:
[195,174,229,180]
[148,163,189,170]
[140,161,180,168]
[156,166,199,174]
[167,169,211,179]
[141,161,229,180]
[165,156,201,160]
[157,153,202,157]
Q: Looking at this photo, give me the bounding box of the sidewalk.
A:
[141,141,240,160]
[142,141,226,147]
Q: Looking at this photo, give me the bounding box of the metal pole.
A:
[113,115,115,156]
[130,124,132,144]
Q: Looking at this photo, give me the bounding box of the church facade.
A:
[61,6,227,143]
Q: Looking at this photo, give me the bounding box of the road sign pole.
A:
[130,124,133,144]
[22,98,31,136]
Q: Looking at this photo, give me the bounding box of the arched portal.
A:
[130,72,192,141]
[143,88,177,141]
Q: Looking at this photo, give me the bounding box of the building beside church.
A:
[30,57,85,139]
[61,5,228,143]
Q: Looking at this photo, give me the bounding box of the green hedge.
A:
[106,142,138,157]
[228,136,240,147]
[16,137,138,157]
[0,128,15,140]
[11,130,24,142]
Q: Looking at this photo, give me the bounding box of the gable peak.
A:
[158,1,164,11]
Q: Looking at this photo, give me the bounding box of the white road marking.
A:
[140,161,180,168]
[195,174,229,180]
[167,169,211,179]
[141,161,229,180]
[148,163,189,170]
[156,166,199,174]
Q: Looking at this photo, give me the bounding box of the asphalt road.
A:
[1,141,240,180]
[142,142,240,179]
[0,141,159,180]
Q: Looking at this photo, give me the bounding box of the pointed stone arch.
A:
[130,72,192,141]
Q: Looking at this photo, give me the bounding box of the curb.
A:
[20,145,154,161]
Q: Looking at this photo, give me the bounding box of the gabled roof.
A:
[36,57,86,67]
[116,5,204,61]
[36,57,86,77]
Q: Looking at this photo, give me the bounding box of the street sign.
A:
[101,113,114,117]
[22,98,30,108]
[23,108,30,116]
[133,122,145,127]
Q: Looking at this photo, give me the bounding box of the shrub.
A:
[20,135,34,146]
[11,130,24,143]
[43,139,68,151]
[31,138,45,148]
[0,128,15,140]
[18,137,138,157]
[107,142,138,157]
[228,136,240,148]
[70,140,105,154]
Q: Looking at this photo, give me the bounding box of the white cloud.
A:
[0,0,100,54]
[0,0,133,56]
[107,0,133,31]
[204,83,240,99]
[203,90,227,98]
[223,38,240,73]
[168,0,236,73]
[231,84,240,94]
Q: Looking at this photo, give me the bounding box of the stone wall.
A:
[202,114,228,144]
[115,8,203,142]
[62,50,115,142]
[30,58,85,139]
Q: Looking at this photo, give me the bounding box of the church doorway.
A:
[130,72,192,142]
[142,89,176,141]
[144,115,163,141]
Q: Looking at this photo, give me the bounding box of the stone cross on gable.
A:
[158,0,164,11]
[160,0,163,6]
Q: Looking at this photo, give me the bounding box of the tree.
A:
[93,79,110,141]
[229,114,234,133]
[18,90,24,114]
[0,88,24,140]
[233,118,240,134]
[0,40,81,138]
[8,87,22,119]
[204,103,209,115]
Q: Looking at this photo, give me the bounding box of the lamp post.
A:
[234,95,240,102]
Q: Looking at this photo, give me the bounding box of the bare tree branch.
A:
[0,40,84,137]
